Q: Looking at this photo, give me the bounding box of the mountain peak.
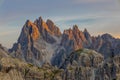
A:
[26,19,30,23]
[61,25,86,51]
[21,20,40,41]
[34,17,53,37]
[101,33,113,38]
[34,17,61,37]
[46,19,54,26]
[73,25,79,31]
[25,20,33,26]
[46,19,61,37]
[63,28,73,39]
[39,16,43,21]
[83,28,91,38]
[84,28,88,33]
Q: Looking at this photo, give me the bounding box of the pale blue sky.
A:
[0,0,120,48]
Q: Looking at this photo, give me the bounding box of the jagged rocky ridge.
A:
[9,17,120,68]
[51,26,120,67]
[9,17,62,66]
[1,44,120,80]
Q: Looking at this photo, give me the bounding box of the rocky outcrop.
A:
[60,49,104,69]
[59,49,120,80]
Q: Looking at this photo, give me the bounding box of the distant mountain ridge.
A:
[9,16,120,67]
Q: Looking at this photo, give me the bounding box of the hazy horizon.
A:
[0,0,120,48]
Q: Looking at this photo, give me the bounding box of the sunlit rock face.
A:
[61,25,86,50]
[26,20,40,40]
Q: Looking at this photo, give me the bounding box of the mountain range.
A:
[9,17,120,67]
[0,16,120,80]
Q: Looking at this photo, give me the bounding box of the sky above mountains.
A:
[0,0,120,48]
